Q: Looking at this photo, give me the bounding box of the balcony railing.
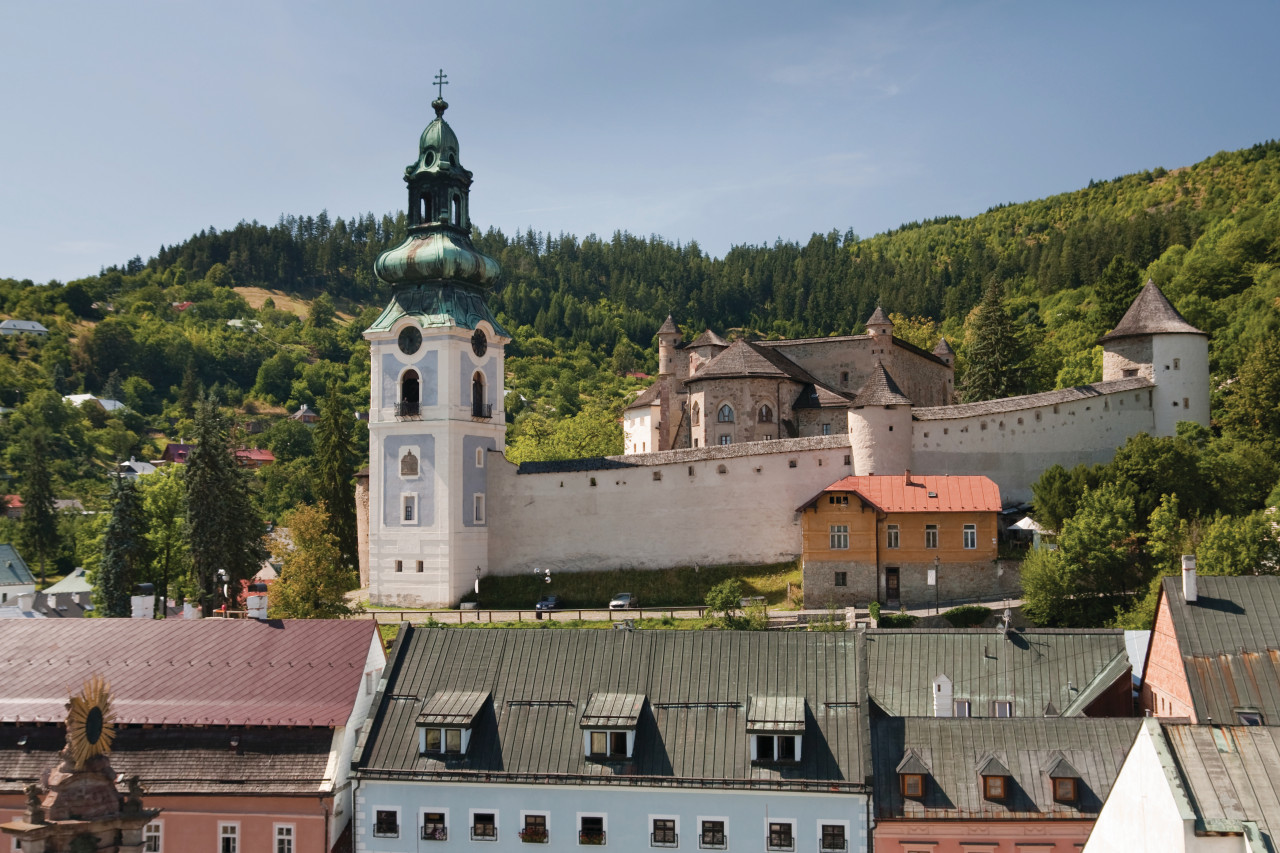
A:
[470,827,497,842]
[767,842,795,853]
[579,830,607,846]
[651,832,678,848]
[519,828,549,844]
[820,840,847,852]
[421,826,447,842]
[397,400,421,418]
[699,834,727,850]
[472,402,493,419]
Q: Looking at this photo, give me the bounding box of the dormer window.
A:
[581,692,644,761]
[897,750,929,798]
[747,696,804,764]
[418,690,489,756]
[979,755,1010,801]
[1047,756,1081,804]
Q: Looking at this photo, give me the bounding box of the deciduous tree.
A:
[312,381,359,571]
[268,502,358,619]
[94,475,149,617]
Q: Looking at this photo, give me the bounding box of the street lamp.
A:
[933,556,940,615]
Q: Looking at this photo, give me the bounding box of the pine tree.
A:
[312,381,359,572]
[141,467,190,616]
[1095,255,1143,330]
[185,397,267,615]
[267,502,356,619]
[961,279,1030,403]
[95,475,149,617]
[17,428,61,588]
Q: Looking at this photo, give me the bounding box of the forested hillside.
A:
[2,140,1278,617]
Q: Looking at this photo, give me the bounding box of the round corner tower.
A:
[846,360,913,475]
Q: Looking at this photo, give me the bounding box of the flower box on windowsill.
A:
[519,828,549,844]
[579,830,607,846]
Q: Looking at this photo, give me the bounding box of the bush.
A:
[868,601,881,622]
[705,579,745,621]
[877,611,919,629]
[942,604,992,628]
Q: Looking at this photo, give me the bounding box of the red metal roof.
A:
[801,474,1002,513]
[0,618,379,727]
[235,447,276,463]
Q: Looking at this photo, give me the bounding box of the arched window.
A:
[472,371,489,418]
[691,403,700,426]
[451,195,462,226]
[718,404,734,423]
[400,370,420,417]
[401,450,419,477]
[420,193,433,223]
[758,404,773,423]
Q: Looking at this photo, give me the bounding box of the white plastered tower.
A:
[363,93,509,607]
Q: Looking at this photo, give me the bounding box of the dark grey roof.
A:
[872,717,1140,820]
[0,725,334,795]
[688,329,729,348]
[746,695,806,732]
[688,340,818,385]
[912,376,1152,420]
[866,629,1131,718]
[1046,755,1081,779]
[867,307,892,326]
[418,690,489,727]
[581,693,645,728]
[355,628,870,792]
[0,545,34,587]
[1163,723,1280,845]
[1158,575,1280,723]
[658,315,679,335]
[791,383,853,409]
[978,754,1011,776]
[516,456,637,475]
[896,750,930,774]
[1100,280,1205,342]
[851,361,912,407]
[623,381,664,411]
[933,337,955,356]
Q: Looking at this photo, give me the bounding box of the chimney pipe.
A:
[904,469,912,485]
[130,583,156,619]
[1182,555,1197,603]
[246,581,269,620]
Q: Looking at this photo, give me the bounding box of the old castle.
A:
[357,100,1210,607]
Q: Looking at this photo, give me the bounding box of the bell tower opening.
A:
[472,372,488,418]
[400,370,421,417]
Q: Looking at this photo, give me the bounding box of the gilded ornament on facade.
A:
[66,675,116,768]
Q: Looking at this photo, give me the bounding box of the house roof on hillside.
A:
[623,381,663,411]
[42,567,91,594]
[0,619,378,726]
[1154,575,1280,723]
[864,628,1130,718]
[235,447,276,464]
[871,717,1140,820]
[913,376,1153,420]
[160,443,192,463]
[852,360,913,406]
[0,725,335,796]
[1162,723,1280,845]
[800,474,1002,514]
[0,545,34,587]
[1100,279,1205,342]
[356,628,870,792]
[0,319,48,334]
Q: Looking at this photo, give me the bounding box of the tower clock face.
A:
[471,329,487,357]
[398,326,422,355]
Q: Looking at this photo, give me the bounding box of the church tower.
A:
[364,81,508,607]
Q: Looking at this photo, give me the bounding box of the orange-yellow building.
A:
[798,474,1004,607]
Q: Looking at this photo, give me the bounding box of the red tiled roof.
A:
[0,619,379,727]
[235,447,276,462]
[799,474,1002,513]
[3,494,22,509]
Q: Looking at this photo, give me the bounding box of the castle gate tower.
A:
[364,82,509,607]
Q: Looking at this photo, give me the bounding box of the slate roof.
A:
[912,376,1153,420]
[0,618,378,726]
[1099,279,1205,342]
[0,544,34,586]
[1156,575,1280,723]
[688,329,729,348]
[623,381,663,411]
[792,383,852,410]
[689,340,818,384]
[866,306,891,326]
[871,717,1140,820]
[419,690,490,727]
[933,337,955,356]
[0,725,334,795]
[798,475,1002,514]
[355,628,870,792]
[865,629,1131,718]
[581,692,646,728]
[851,361,912,406]
[657,315,679,335]
[1163,723,1280,845]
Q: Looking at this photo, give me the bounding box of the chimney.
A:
[932,674,953,717]
[183,602,203,620]
[246,581,269,620]
[904,469,912,485]
[1182,555,1197,603]
[130,583,156,619]
[17,591,36,612]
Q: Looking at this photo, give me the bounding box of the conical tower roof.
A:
[689,329,730,348]
[1099,280,1205,342]
[933,337,955,356]
[852,360,912,406]
[866,306,892,326]
[658,315,679,335]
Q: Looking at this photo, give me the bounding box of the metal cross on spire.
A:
[433,69,449,99]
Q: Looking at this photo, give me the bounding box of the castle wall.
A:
[911,385,1156,503]
[487,436,855,574]
[689,378,801,447]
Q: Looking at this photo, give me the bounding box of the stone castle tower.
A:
[363,92,508,607]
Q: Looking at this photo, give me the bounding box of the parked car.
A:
[609,593,638,610]
[535,594,561,611]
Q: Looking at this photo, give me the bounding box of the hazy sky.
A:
[2,0,1277,283]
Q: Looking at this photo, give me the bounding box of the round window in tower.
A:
[398,325,422,355]
[471,329,487,357]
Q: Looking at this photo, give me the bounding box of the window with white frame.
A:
[402,493,417,524]
[474,493,486,524]
[588,729,630,759]
[924,524,938,549]
[819,823,847,852]
[651,817,677,848]
[275,825,294,853]
[954,699,971,717]
[766,820,795,852]
[476,447,485,467]
[886,524,899,548]
[374,809,400,838]
[470,811,497,841]
[993,700,1013,718]
[829,524,849,550]
[520,813,548,843]
[963,524,977,549]
[421,726,467,754]
[422,811,448,841]
[753,733,799,763]
[219,824,239,853]
[698,819,727,850]
[143,822,162,852]
[579,815,606,846]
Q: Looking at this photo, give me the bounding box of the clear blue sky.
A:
[2,0,1277,284]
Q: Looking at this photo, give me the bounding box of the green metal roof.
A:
[866,628,1130,718]
[355,628,870,792]
[0,545,34,587]
[1163,723,1280,847]
[365,282,509,337]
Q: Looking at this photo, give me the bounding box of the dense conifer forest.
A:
[2,140,1278,623]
